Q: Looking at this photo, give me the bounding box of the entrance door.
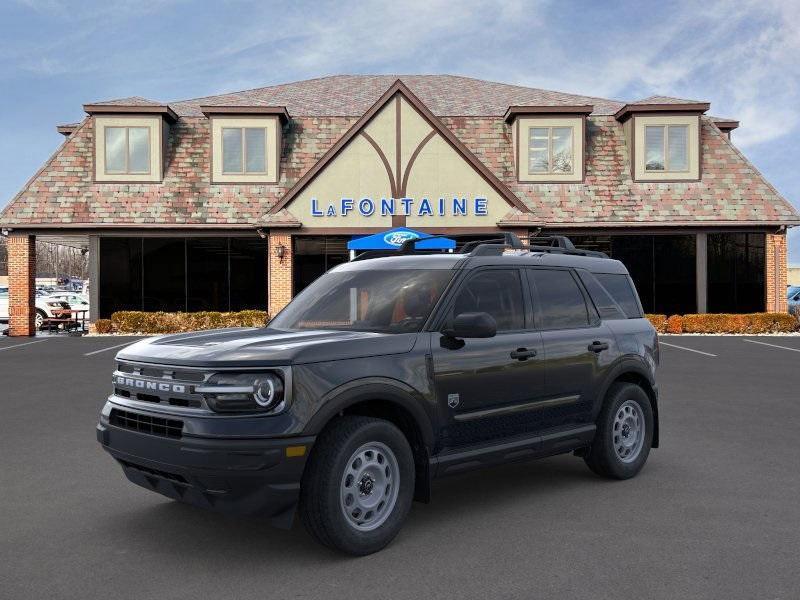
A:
[431,268,546,447]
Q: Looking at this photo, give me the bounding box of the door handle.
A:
[510,347,537,361]
[588,341,609,353]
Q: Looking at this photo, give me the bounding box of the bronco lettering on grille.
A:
[114,375,186,394]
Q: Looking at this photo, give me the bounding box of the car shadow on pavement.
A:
[93,453,608,561]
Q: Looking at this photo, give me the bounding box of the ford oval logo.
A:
[384,231,419,247]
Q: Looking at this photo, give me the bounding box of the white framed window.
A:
[644,124,689,172]
[528,126,574,175]
[221,127,268,174]
[210,116,279,183]
[104,126,151,175]
[94,116,163,182]
[517,117,583,183]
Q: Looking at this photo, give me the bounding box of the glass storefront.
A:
[570,235,696,315]
[293,236,349,295]
[99,236,267,317]
[571,233,766,314]
[707,233,765,313]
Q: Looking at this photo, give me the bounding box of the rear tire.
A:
[299,415,414,555]
[35,309,46,330]
[584,383,653,479]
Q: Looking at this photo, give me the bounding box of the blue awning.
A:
[347,227,455,251]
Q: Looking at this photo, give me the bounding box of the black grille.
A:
[117,362,205,382]
[119,459,187,483]
[109,409,183,439]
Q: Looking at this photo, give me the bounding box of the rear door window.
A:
[594,273,643,318]
[529,269,590,329]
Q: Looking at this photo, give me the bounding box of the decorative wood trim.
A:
[360,131,398,199]
[268,79,529,215]
[399,130,436,197]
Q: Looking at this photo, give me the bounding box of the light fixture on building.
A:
[0,228,9,236]
[275,243,286,264]
[256,228,267,239]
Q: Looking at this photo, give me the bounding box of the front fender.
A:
[302,377,436,450]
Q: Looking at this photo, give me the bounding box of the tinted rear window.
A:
[531,269,589,329]
[595,273,643,318]
[577,271,626,320]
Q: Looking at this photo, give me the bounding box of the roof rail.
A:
[351,233,608,260]
[526,235,608,258]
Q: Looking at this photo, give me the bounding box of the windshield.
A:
[271,269,455,333]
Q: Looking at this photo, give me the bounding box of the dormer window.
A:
[84,101,175,183]
[92,116,164,182]
[222,127,268,174]
[505,106,591,184]
[105,126,151,174]
[644,124,688,172]
[201,106,289,184]
[528,126,574,174]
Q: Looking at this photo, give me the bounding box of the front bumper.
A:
[97,408,315,528]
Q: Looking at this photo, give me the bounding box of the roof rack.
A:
[352,233,608,260]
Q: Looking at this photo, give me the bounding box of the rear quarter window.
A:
[594,273,643,318]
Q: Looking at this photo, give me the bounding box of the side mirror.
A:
[443,312,497,339]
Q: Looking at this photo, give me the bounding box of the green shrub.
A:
[111,310,269,334]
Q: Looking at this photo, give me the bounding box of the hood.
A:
[116,327,418,367]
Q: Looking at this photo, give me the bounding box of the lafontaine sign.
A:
[310,196,489,218]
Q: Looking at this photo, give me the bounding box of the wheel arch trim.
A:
[303,377,436,450]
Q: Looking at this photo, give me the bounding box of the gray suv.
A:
[97,235,659,555]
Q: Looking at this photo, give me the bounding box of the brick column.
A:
[268,231,293,317]
[765,232,788,313]
[8,234,36,336]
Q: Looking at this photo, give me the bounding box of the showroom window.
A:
[99,237,267,317]
[222,127,268,174]
[707,233,765,313]
[528,126,573,174]
[570,234,696,315]
[644,125,688,172]
[104,126,151,174]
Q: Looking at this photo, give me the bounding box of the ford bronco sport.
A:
[97,234,659,555]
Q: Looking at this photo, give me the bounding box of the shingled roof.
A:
[1,75,797,229]
[168,74,626,117]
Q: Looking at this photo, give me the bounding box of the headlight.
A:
[196,372,285,414]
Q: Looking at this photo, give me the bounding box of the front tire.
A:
[584,383,653,479]
[35,309,46,330]
[299,416,414,555]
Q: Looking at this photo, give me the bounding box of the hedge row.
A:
[109,310,269,334]
[645,313,798,334]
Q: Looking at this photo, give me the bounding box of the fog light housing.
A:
[198,372,285,413]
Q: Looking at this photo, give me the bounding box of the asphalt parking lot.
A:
[1,334,799,600]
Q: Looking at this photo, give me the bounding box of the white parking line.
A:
[0,339,49,352]
[743,338,800,353]
[659,341,717,357]
[84,341,137,356]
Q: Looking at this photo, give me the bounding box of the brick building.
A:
[1,75,797,335]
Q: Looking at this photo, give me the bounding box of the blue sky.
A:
[1,0,798,259]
